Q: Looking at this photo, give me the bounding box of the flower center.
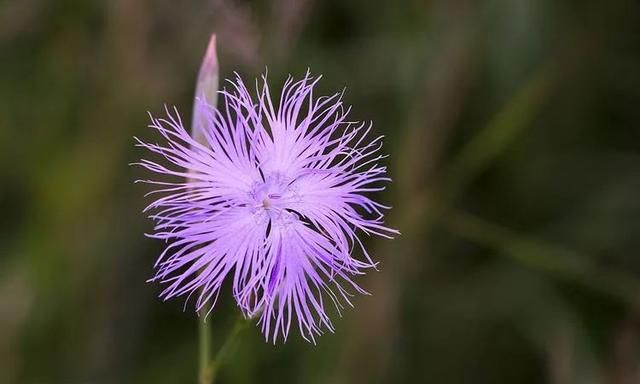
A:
[249,173,299,226]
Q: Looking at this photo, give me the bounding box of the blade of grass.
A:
[398,59,560,237]
[442,210,640,308]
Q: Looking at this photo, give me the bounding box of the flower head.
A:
[136,71,397,343]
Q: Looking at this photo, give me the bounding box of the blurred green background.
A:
[2,0,640,383]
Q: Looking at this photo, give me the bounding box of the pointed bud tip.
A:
[192,33,220,142]
[200,34,218,74]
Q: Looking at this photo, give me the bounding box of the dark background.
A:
[2,0,640,383]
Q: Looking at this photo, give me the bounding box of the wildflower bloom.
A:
[136,72,397,343]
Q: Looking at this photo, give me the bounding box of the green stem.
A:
[198,314,247,384]
[198,311,213,384]
[210,318,248,375]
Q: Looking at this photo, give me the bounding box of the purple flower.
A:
[136,71,397,343]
